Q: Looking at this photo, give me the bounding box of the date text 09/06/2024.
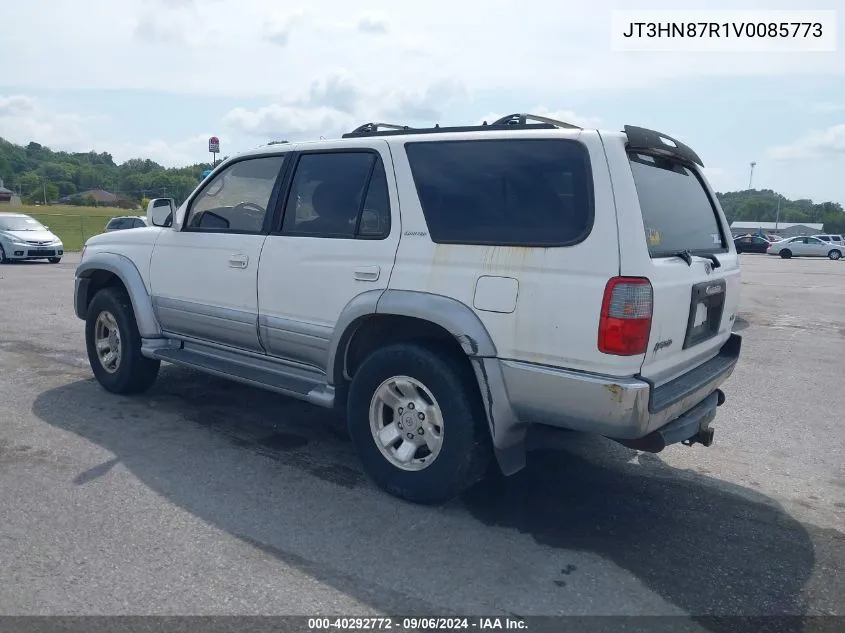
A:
[307,617,528,630]
[622,21,823,39]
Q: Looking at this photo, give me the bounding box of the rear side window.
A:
[629,153,727,257]
[281,151,391,239]
[108,218,128,230]
[405,139,594,246]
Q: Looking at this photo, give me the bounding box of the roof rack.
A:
[343,122,417,138]
[340,112,584,139]
[491,113,583,130]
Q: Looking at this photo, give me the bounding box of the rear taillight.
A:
[598,277,653,356]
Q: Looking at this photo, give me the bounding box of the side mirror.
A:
[147,198,175,228]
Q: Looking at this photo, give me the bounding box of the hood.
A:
[84,225,162,249]
[0,229,60,243]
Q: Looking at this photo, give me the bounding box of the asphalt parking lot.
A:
[0,253,843,621]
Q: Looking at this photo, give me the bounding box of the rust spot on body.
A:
[605,383,624,403]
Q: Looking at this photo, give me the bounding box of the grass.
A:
[3,203,138,251]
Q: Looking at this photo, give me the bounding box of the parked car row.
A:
[733,233,843,260]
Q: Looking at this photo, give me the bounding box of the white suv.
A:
[814,234,844,245]
[73,114,742,504]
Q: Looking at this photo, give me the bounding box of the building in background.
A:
[730,221,824,239]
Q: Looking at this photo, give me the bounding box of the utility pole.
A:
[42,178,47,205]
[748,162,756,190]
[775,198,780,230]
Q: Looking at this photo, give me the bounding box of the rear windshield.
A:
[405,139,594,247]
[628,153,727,257]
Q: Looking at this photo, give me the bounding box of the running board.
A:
[147,342,335,408]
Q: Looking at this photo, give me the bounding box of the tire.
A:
[347,342,492,505]
[0,245,7,264]
[828,250,842,261]
[780,249,792,259]
[85,286,160,394]
[48,257,61,264]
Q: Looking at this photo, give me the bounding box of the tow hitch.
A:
[617,388,726,452]
[682,389,725,448]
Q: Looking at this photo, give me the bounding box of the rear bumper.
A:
[472,334,741,466]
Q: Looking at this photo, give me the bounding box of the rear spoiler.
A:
[624,125,704,167]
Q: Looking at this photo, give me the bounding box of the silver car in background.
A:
[0,212,64,264]
[767,235,843,260]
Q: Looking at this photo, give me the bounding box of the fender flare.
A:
[326,289,498,386]
[74,253,162,338]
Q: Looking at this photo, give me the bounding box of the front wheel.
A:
[0,246,7,264]
[347,342,491,505]
[85,286,160,394]
[48,257,61,264]
[780,249,792,259]
[828,249,841,261]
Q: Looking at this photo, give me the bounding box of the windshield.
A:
[0,216,47,231]
[629,153,727,257]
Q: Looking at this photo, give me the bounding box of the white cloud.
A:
[1,0,841,98]
[262,9,307,47]
[223,105,357,140]
[0,95,95,150]
[767,125,845,160]
[110,133,220,167]
[355,12,389,34]
[221,74,469,142]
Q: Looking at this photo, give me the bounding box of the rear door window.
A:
[405,139,594,246]
[628,153,727,257]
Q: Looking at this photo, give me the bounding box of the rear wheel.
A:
[780,249,792,259]
[347,342,491,505]
[85,286,160,394]
[828,249,842,261]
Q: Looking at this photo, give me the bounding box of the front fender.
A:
[74,252,162,338]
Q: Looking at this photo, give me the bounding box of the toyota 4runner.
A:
[73,113,742,504]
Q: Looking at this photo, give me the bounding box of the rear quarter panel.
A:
[387,129,627,376]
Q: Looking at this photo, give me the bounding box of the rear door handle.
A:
[354,266,380,281]
[229,254,249,269]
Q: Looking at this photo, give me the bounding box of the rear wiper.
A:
[700,253,721,268]
[670,250,693,266]
[667,250,722,269]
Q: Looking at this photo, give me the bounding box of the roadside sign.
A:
[208,136,220,153]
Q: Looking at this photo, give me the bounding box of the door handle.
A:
[353,266,380,281]
[228,254,249,269]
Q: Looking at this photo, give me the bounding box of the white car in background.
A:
[767,235,843,260]
[0,212,64,264]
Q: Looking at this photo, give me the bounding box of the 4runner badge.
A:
[653,338,673,353]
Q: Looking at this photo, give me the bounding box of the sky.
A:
[0,0,843,204]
